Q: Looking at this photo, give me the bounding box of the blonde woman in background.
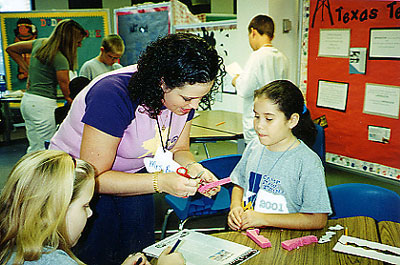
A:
[6,19,87,153]
[0,150,184,265]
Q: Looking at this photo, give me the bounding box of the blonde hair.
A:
[0,150,95,265]
[102,34,125,54]
[35,19,87,70]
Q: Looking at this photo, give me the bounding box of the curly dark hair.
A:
[128,33,225,118]
[254,80,317,148]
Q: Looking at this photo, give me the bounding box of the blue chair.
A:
[160,154,242,239]
[312,124,326,165]
[328,183,400,222]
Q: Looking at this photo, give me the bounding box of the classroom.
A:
[0,0,399,264]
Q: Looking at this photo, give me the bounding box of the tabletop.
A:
[192,110,243,136]
[212,216,383,264]
[378,221,400,248]
[190,124,237,141]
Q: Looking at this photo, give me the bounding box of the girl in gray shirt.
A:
[228,80,332,231]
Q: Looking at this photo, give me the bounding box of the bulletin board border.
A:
[326,153,400,181]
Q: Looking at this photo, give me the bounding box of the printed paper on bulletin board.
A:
[0,10,110,91]
[306,0,400,170]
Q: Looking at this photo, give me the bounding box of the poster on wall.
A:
[368,125,390,144]
[0,10,110,91]
[318,29,350,57]
[175,20,238,97]
[114,3,171,66]
[369,28,400,60]
[349,47,367,74]
[316,80,349,111]
[363,83,400,119]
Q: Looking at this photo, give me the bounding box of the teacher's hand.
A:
[159,172,200,198]
[186,162,220,198]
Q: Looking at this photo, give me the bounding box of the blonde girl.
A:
[0,150,183,265]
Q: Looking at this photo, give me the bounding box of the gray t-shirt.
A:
[6,248,78,265]
[231,139,332,214]
[79,57,122,80]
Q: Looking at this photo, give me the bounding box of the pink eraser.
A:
[281,238,300,251]
[301,235,318,245]
[246,229,271,248]
[281,235,318,251]
[198,177,231,193]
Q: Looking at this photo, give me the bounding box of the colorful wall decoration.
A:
[1,10,110,91]
[307,0,400,180]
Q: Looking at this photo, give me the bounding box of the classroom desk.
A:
[378,221,400,248]
[190,110,244,156]
[0,96,67,143]
[0,97,23,143]
[211,216,383,264]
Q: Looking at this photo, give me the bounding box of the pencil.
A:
[170,239,182,253]
[345,227,348,236]
[215,121,225,126]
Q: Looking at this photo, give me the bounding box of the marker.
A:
[345,227,348,245]
[170,238,182,253]
[215,121,225,126]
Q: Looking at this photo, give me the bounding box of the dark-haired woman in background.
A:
[50,33,225,265]
[6,19,87,153]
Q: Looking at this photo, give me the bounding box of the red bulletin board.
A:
[307,0,400,170]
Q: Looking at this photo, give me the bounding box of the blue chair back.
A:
[164,154,242,221]
[328,183,400,222]
[312,124,325,165]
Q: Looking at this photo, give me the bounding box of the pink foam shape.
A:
[246,229,271,248]
[281,235,318,251]
[281,239,301,251]
[301,235,318,245]
[198,177,232,193]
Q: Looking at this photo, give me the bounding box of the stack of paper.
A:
[144,230,259,265]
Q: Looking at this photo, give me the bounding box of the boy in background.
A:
[232,15,289,144]
[79,34,125,80]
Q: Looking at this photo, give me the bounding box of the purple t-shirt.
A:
[50,65,194,173]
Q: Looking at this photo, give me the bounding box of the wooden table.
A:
[190,110,244,157]
[212,217,383,264]
[378,221,400,248]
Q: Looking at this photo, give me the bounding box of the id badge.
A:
[254,189,289,214]
[144,146,180,173]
